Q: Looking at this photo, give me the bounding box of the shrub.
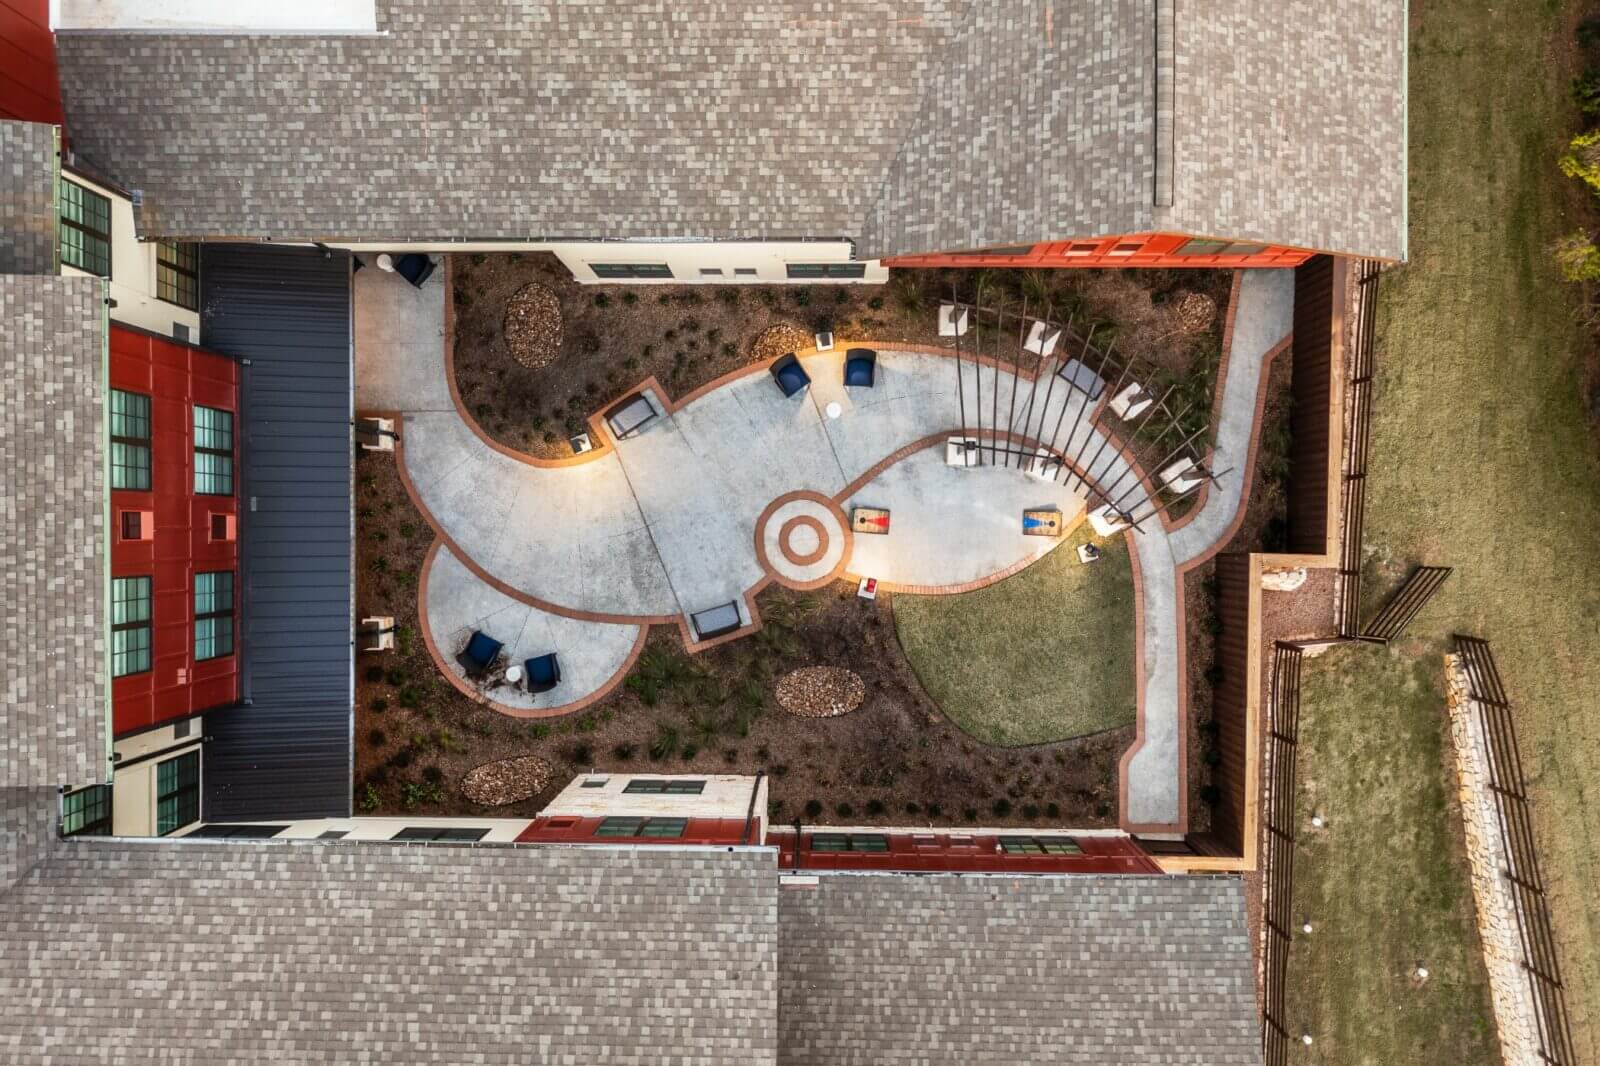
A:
[865,798,885,816]
[792,288,811,307]
[530,723,551,739]
[1022,804,1040,820]
[835,802,854,818]
[612,742,636,761]
[723,747,739,764]
[680,743,699,760]
[567,741,594,765]
[718,288,740,305]
[357,783,381,812]
[1554,231,1600,281]
[991,798,1012,818]
[926,803,942,818]
[963,806,978,822]
[366,764,389,785]
[370,698,388,713]
[398,686,422,709]
[365,665,384,684]
[388,747,415,770]
[1575,67,1600,116]
[422,764,444,784]
[1045,802,1061,819]
[649,725,680,761]
[593,292,611,308]
[367,728,387,747]
[867,296,884,311]
[891,274,924,312]
[770,763,789,778]
[622,290,639,305]
[386,668,406,686]
[1560,130,1600,195]
[804,799,824,818]
[722,342,736,357]
[681,316,701,333]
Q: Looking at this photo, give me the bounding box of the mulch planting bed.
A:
[449,253,1232,460]
[460,755,555,807]
[353,442,1125,826]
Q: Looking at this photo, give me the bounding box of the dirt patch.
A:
[461,755,555,807]
[448,254,1233,460]
[353,444,1125,826]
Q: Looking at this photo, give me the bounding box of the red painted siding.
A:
[110,326,240,736]
[768,828,1161,875]
[883,233,1314,270]
[0,0,63,127]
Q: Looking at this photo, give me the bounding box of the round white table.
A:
[825,401,843,420]
[504,664,524,685]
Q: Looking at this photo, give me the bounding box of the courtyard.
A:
[351,256,1293,831]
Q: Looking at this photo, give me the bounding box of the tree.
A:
[1553,231,1600,283]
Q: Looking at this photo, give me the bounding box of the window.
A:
[734,268,758,277]
[193,405,234,495]
[156,750,200,835]
[194,570,235,661]
[785,262,867,279]
[809,833,890,853]
[186,824,287,839]
[120,510,144,540]
[58,178,112,276]
[317,829,350,839]
[997,836,1082,855]
[589,263,674,279]
[622,779,705,796]
[698,267,723,276]
[593,816,688,839]
[156,241,200,310]
[1172,238,1230,257]
[112,576,152,677]
[580,778,608,789]
[392,826,490,842]
[110,390,152,491]
[62,785,113,837]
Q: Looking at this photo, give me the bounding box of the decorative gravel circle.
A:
[776,667,866,718]
[503,283,563,369]
[460,755,554,806]
[751,322,814,363]
[1173,291,1217,334]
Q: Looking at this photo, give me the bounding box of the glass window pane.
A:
[58,179,112,275]
[112,576,151,624]
[1174,238,1230,257]
[194,452,233,495]
[195,616,233,660]
[594,817,645,837]
[111,442,151,491]
[194,405,233,450]
[638,818,687,838]
[811,833,849,852]
[785,263,826,279]
[155,750,200,834]
[110,390,151,440]
[851,835,889,852]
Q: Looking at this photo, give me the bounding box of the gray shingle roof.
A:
[0,120,58,275]
[53,1,1404,259]
[778,873,1262,1065]
[0,841,780,1064]
[0,274,107,791]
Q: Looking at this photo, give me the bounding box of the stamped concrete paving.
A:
[424,545,641,713]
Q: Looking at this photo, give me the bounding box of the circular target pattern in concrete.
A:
[755,491,851,590]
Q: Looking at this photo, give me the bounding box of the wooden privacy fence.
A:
[1260,642,1305,1066]
[1453,636,1578,1066]
[1338,260,1382,637]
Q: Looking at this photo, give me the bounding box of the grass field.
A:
[894,526,1137,746]
[1288,1,1600,1061]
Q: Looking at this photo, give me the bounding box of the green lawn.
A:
[893,526,1137,745]
[1286,645,1500,1064]
[1293,0,1600,1060]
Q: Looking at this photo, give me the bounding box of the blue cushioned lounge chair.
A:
[844,348,877,388]
[455,630,503,679]
[769,353,811,398]
[524,653,561,694]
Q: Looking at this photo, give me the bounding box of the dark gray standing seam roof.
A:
[0,841,779,1064]
[199,244,353,821]
[778,874,1263,1066]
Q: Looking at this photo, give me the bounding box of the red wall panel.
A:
[0,0,63,126]
[884,233,1315,270]
[110,326,240,736]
